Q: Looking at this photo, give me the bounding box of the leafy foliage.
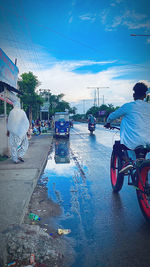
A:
[0,100,13,115]
[86,104,118,120]
[73,104,119,122]
[40,91,77,116]
[18,72,43,122]
[17,72,77,122]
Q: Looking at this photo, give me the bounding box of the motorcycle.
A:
[88,122,95,134]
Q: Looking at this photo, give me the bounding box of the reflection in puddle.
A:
[40,138,90,266]
[54,138,70,164]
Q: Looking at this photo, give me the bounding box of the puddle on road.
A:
[38,130,150,267]
[39,138,92,266]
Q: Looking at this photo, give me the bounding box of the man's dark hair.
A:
[133,82,148,98]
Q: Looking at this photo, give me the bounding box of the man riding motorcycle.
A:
[104,82,150,174]
[88,114,96,133]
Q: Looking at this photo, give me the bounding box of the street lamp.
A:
[130,34,150,36]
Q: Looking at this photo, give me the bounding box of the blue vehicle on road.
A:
[54,112,70,138]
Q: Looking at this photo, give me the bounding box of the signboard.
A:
[40,102,49,112]
[0,48,19,88]
[99,110,106,116]
[0,90,19,105]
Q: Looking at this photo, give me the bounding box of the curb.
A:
[20,137,53,224]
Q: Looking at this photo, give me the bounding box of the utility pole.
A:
[94,90,96,106]
[87,87,109,106]
[102,95,104,105]
[83,100,86,114]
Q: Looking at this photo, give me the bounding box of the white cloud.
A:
[79,14,96,22]
[1,43,116,75]
[124,20,150,30]
[111,16,123,28]
[114,0,123,3]
[101,10,109,25]
[101,8,150,31]
[110,0,124,6]
[55,59,117,72]
[36,63,149,107]
[72,0,76,6]
[69,16,73,23]
[2,45,150,113]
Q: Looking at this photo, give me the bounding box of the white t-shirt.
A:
[107,100,150,150]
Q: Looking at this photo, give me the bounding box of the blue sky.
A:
[0,0,150,112]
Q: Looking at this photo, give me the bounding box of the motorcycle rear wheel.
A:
[136,160,150,222]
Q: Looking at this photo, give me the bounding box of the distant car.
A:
[54,112,70,138]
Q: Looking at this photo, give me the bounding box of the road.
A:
[42,122,150,267]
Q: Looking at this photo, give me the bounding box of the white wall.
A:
[0,116,9,156]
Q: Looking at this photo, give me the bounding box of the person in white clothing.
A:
[7,100,30,163]
[104,82,150,173]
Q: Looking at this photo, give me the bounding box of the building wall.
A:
[0,115,9,156]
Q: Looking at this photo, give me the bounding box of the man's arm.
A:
[106,103,128,123]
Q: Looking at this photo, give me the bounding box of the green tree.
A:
[40,91,77,116]
[86,106,99,118]
[86,104,119,122]
[18,72,43,123]
[55,100,70,112]
[70,106,77,115]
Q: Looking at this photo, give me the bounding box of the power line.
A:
[13,8,40,75]
[0,3,44,77]
[0,5,30,72]
[19,0,47,83]
[87,87,109,106]
[0,5,101,53]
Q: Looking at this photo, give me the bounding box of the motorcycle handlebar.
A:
[104,124,120,130]
[110,126,120,130]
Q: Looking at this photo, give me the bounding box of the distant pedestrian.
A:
[7,100,29,163]
[38,120,41,135]
[32,119,35,129]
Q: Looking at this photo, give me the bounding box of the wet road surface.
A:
[40,122,150,267]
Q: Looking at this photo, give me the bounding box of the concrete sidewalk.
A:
[0,133,53,232]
